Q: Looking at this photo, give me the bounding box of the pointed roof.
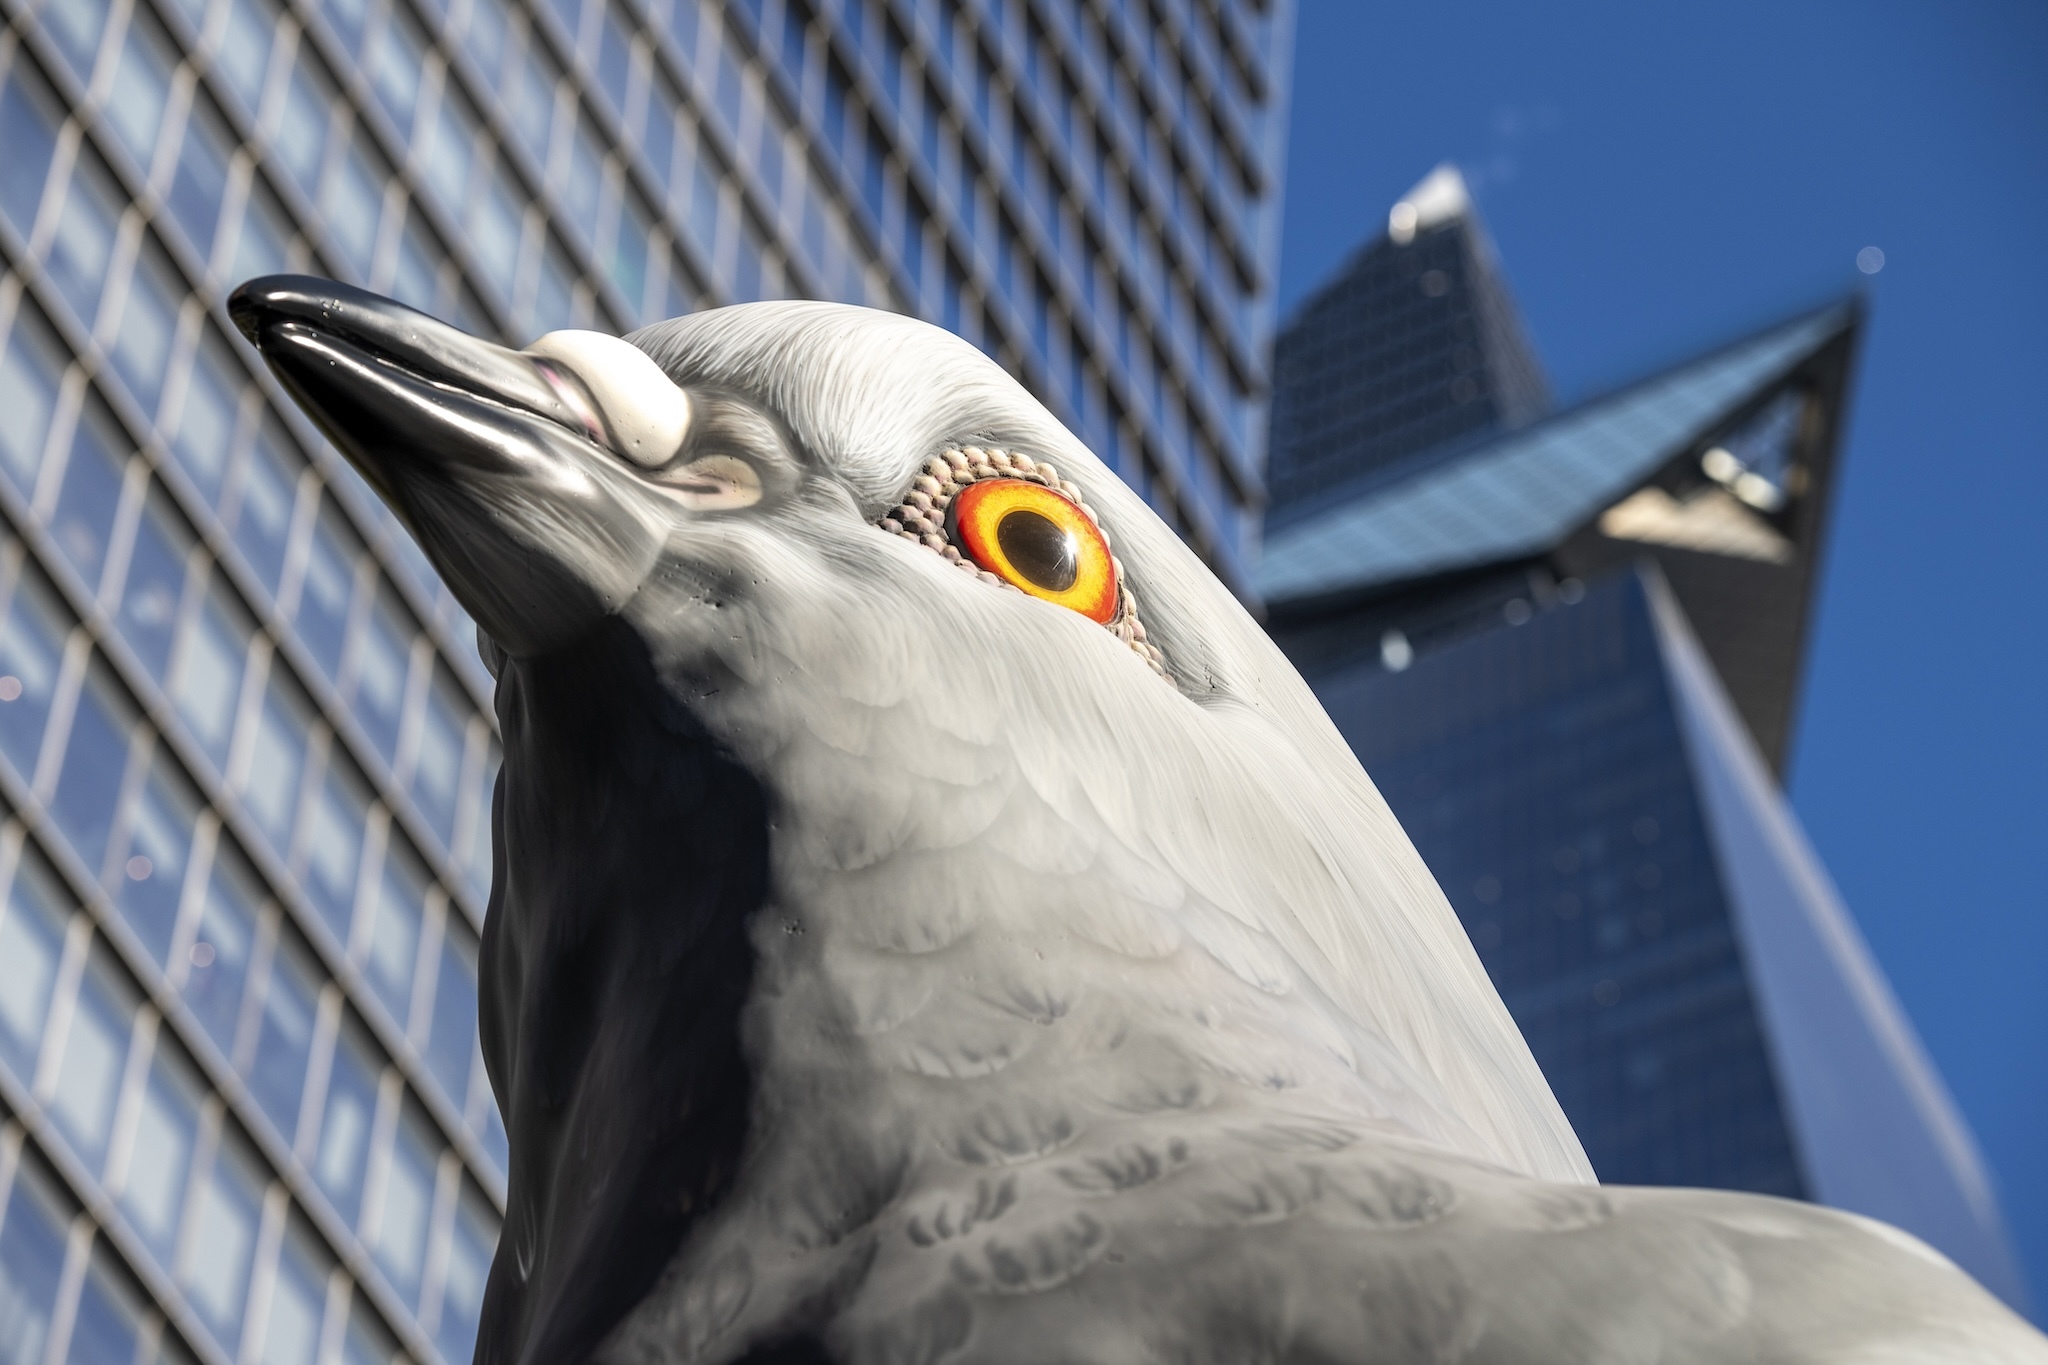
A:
[1256,301,1855,604]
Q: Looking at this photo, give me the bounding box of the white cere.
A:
[526,329,692,469]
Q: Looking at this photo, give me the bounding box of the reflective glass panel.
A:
[167,570,253,768]
[0,57,62,236]
[166,329,242,502]
[241,663,313,852]
[359,833,425,1026]
[0,1156,70,1365]
[0,304,66,490]
[0,568,73,777]
[353,581,414,763]
[103,11,177,174]
[0,854,70,1080]
[311,1015,378,1227]
[111,740,202,964]
[256,1214,332,1365]
[178,1127,264,1343]
[49,936,138,1172]
[299,746,370,939]
[293,498,359,681]
[180,839,260,1054]
[51,659,139,875]
[49,400,130,591]
[64,1238,146,1365]
[120,1033,204,1262]
[245,925,318,1139]
[110,239,185,416]
[115,482,193,677]
[45,152,125,328]
[368,1098,437,1298]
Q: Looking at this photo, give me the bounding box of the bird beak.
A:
[227,275,666,658]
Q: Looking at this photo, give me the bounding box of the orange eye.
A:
[949,478,1119,624]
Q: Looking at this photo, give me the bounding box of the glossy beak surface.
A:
[229,275,664,657]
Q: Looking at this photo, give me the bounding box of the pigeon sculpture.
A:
[229,277,2046,1365]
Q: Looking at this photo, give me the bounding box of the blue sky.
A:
[1274,0,2048,1311]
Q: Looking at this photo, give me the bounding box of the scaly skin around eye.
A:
[949,477,1119,623]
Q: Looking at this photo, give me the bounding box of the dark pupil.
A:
[995,508,1078,591]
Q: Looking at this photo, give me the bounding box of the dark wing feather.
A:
[473,617,771,1365]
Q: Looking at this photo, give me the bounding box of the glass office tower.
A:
[0,0,1294,1359]
[1258,283,2031,1309]
[1263,164,1550,522]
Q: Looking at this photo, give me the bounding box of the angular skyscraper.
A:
[1257,296,2031,1308]
[0,0,1294,1360]
[1264,164,1551,521]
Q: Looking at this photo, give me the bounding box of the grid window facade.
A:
[0,0,1291,1356]
[1315,569,1808,1195]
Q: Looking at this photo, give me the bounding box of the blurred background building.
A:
[1257,166,2028,1307]
[0,0,1295,1360]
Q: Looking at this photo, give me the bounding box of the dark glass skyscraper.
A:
[1257,191,2029,1307]
[0,0,1294,1359]
[1264,164,1550,521]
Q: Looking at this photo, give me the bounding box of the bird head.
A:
[227,274,1590,1181]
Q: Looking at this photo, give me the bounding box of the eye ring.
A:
[948,478,1119,623]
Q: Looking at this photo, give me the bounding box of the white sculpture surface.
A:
[231,278,2047,1365]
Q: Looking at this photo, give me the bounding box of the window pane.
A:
[311,1017,378,1227]
[110,239,185,417]
[0,56,63,236]
[115,482,194,677]
[352,582,413,763]
[271,41,335,198]
[112,740,202,964]
[422,921,475,1110]
[168,569,253,768]
[0,1156,71,1365]
[0,568,73,777]
[505,31,558,166]
[409,667,465,845]
[418,80,479,210]
[433,1181,497,1365]
[241,664,313,852]
[458,739,498,904]
[120,1034,204,1263]
[167,94,237,263]
[45,153,125,327]
[229,174,296,285]
[179,1128,264,1342]
[49,399,131,590]
[256,1215,332,1365]
[320,126,387,282]
[293,498,358,680]
[365,6,427,135]
[0,304,66,492]
[470,163,523,301]
[214,0,277,113]
[51,659,139,875]
[63,1242,146,1365]
[181,839,260,1054]
[166,329,242,502]
[229,416,304,599]
[246,926,318,1140]
[0,854,70,1080]
[103,10,178,172]
[299,747,370,938]
[39,0,111,81]
[367,1099,437,1298]
[359,834,425,1026]
[50,936,139,1171]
